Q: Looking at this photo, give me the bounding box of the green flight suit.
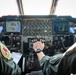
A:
[40,51,76,75]
[0,43,21,75]
[57,50,76,75]
[40,53,63,75]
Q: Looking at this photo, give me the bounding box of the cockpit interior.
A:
[0,0,76,75]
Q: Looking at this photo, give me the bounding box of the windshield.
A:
[0,0,76,18]
[0,0,19,16]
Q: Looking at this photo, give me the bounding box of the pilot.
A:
[33,41,76,75]
[0,42,21,75]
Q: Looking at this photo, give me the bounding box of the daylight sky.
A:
[55,0,76,18]
[0,0,76,18]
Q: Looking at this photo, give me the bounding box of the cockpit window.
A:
[0,0,76,17]
[0,0,19,16]
[22,0,52,15]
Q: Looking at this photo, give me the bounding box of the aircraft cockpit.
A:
[0,0,76,75]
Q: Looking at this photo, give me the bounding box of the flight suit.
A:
[57,49,76,75]
[0,43,21,75]
[39,53,63,75]
[40,50,76,75]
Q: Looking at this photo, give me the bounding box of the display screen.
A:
[0,26,3,33]
[6,21,21,33]
[0,22,5,33]
[53,20,69,34]
[70,26,76,34]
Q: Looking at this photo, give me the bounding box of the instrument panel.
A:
[0,15,71,53]
[22,18,52,36]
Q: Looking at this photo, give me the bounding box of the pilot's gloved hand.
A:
[33,41,45,62]
[0,43,21,75]
[33,41,45,51]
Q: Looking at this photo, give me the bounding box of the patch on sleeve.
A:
[0,44,11,60]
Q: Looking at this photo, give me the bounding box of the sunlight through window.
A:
[0,0,19,17]
[55,0,76,18]
[22,0,52,15]
[0,0,76,17]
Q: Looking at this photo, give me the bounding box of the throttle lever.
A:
[37,38,41,41]
[36,35,41,41]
